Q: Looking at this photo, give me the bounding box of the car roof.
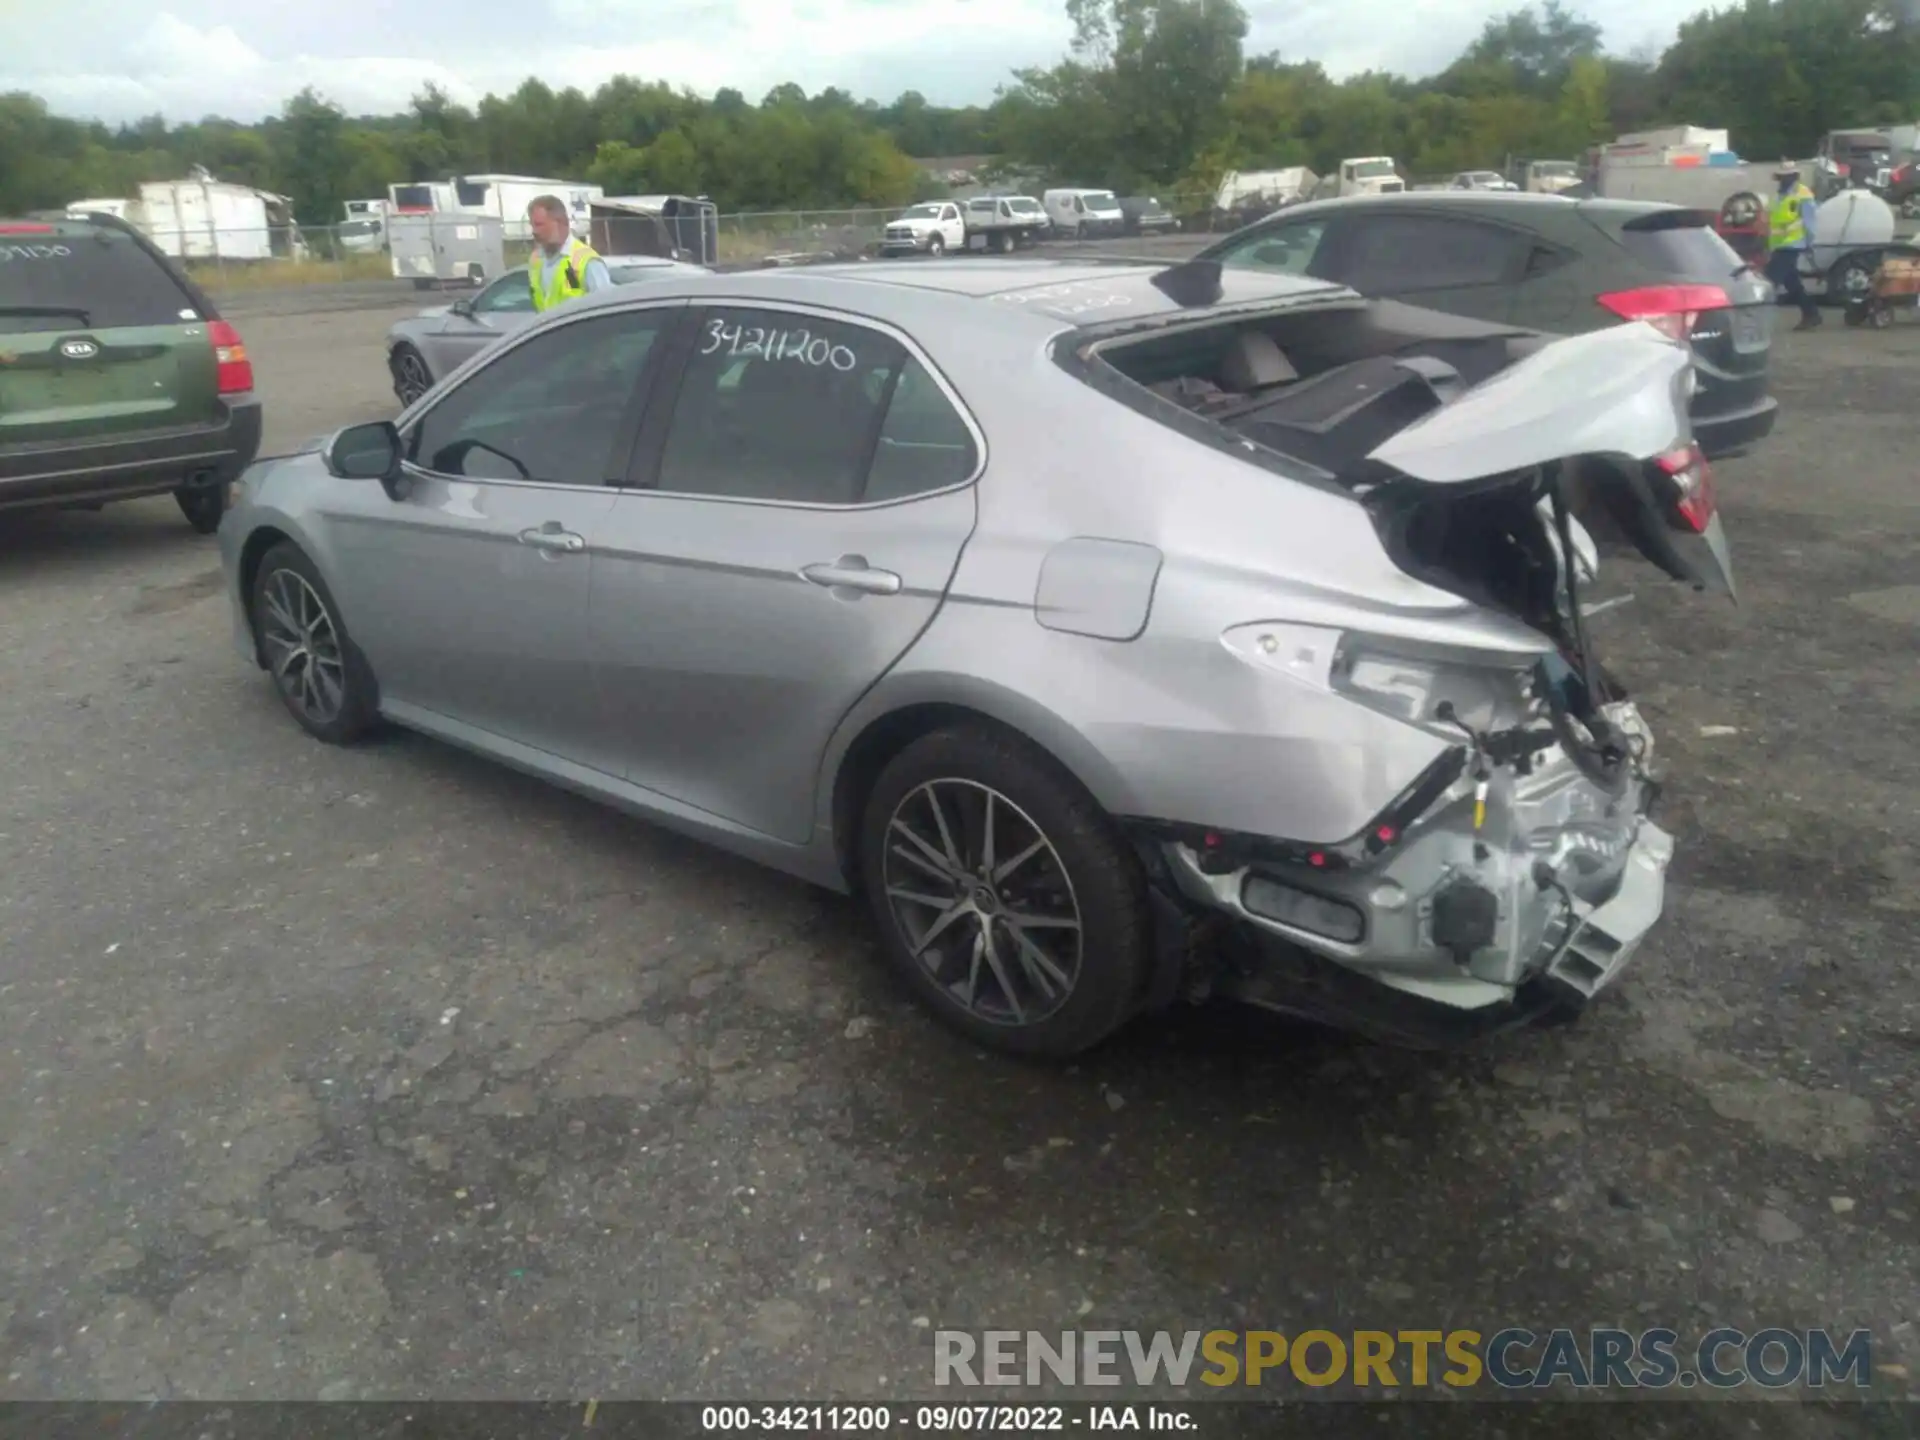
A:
[556,255,1345,328]
[1212,188,1681,233]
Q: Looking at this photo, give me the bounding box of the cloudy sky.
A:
[5,0,1685,126]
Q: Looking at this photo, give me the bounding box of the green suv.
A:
[1,211,262,532]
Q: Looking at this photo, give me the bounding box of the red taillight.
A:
[1654,442,1716,532]
[1596,283,1731,342]
[0,222,55,234]
[208,319,253,395]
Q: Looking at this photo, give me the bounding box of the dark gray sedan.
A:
[385,255,712,405]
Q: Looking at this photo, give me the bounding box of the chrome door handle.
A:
[518,526,585,553]
[800,558,902,595]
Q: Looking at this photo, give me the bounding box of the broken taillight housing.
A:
[1653,442,1716,532]
[1596,283,1731,343]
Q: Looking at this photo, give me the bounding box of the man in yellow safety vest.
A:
[1765,163,1821,331]
[527,194,609,312]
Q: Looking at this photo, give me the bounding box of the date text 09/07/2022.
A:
[700,1405,1194,1432]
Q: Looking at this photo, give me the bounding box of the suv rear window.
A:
[0,226,199,333]
[1618,215,1746,280]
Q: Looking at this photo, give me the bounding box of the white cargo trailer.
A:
[462,175,603,243]
[388,175,601,245]
[138,178,274,261]
[388,212,507,289]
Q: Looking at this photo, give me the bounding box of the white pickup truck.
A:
[1317,157,1408,198]
[961,195,1052,252]
[879,201,968,257]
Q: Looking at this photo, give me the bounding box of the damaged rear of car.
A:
[1047,261,1732,1048]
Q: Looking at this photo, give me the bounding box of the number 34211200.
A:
[702,319,858,373]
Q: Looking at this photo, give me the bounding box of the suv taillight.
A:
[1653,442,1716,532]
[208,319,253,395]
[0,222,55,234]
[1597,283,1731,342]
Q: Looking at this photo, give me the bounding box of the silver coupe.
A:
[220,256,1734,1058]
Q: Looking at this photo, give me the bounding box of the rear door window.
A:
[0,228,198,333]
[652,307,907,505]
[1322,214,1532,292]
[645,309,978,506]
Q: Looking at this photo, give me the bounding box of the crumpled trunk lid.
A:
[1365,321,1735,598]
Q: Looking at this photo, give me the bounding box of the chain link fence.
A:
[154,196,1278,299]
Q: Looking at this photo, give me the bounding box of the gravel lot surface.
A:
[1,260,1915,1431]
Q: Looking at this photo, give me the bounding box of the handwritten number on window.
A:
[700,317,856,372]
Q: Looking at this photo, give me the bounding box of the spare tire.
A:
[1719,190,1764,230]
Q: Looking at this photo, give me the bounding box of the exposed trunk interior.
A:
[1108,297,1551,484]
[1090,297,1675,791]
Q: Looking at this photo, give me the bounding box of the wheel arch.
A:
[822,677,1136,891]
[236,524,297,666]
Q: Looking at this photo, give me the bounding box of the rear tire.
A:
[858,725,1152,1060]
[175,484,226,534]
[248,543,378,746]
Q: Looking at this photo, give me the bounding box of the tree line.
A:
[0,0,1912,228]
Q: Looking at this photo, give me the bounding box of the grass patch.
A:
[189,253,395,292]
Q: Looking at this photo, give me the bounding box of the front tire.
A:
[248,543,378,746]
[390,343,434,407]
[859,725,1152,1059]
[927,233,946,257]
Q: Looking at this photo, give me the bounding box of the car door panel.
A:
[589,303,982,843]
[330,302,681,767]
[591,487,976,841]
[329,480,619,762]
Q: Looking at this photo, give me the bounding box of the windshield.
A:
[1537,161,1576,175]
[900,204,943,220]
[1082,191,1119,210]
[1349,160,1397,179]
[1133,197,1165,213]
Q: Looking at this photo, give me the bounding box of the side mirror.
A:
[325,421,407,499]
[449,296,475,318]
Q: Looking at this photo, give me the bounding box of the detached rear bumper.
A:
[0,400,263,512]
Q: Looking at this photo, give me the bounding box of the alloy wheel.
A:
[394,349,433,404]
[258,569,348,726]
[881,779,1083,1027]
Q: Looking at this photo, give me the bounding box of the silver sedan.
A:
[220,257,1734,1059]
[385,255,712,406]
